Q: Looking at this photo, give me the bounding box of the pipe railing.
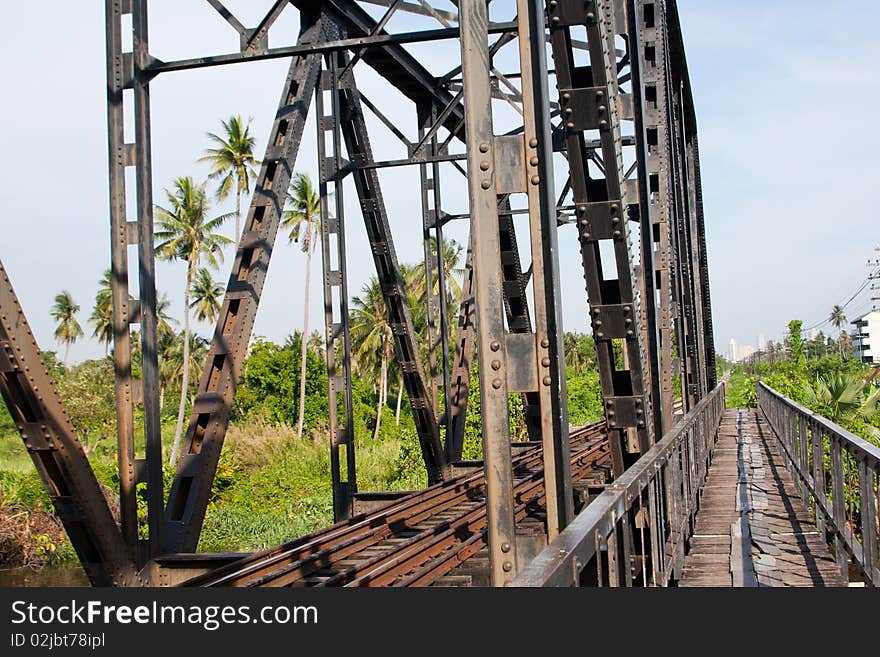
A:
[512,383,726,587]
[757,382,879,586]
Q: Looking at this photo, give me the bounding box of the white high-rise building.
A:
[729,338,738,363]
[851,311,880,364]
[757,334,766,352]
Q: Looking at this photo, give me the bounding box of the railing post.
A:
[812,424,827,543]
[830,436,848,578]
[798,414,809,506]
[858,458,877,586]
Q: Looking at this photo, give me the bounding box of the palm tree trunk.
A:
[395,373,403,425]
[170,264,194,466]
[64,342,70,366]
[235,186,241,246]
[373,348,388,441]
[296,233,313,439]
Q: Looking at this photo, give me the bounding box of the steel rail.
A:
[260,435,608,587]
[348,440,611,587]
[184,423,606,587]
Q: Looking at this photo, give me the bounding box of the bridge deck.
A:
[680,409,846,587]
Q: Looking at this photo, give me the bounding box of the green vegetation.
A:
[725,316,880,447]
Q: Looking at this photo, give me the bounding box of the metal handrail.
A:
[757,382,879,586]
[512,383,726,587]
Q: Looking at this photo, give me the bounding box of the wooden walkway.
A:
[680,409,847,587]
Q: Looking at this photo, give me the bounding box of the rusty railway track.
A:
[183,423,610,587]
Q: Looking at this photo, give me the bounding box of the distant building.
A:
[729,338,737,363]
[739,345,755,362]
[851,310,880,364]
[757,334,766,352]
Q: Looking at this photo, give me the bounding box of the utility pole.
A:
[870,246,879,310]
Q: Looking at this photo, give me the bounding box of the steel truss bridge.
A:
[3,0,873,588]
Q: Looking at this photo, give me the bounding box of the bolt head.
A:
[492,378,502,390]
[502,542,511,553]
[543,376,552,386]
[491,360,501,371]
[529,138,538,148]
[542,357,551,367]
[541,338,550,348]
[481,180,491,190]
[503,561,513,572]
[530,156,539,167]
[599,120,608,129]
[479,143,490,153]
[491,340,501,352]
[480,160,490,171]
[531,175,540,185]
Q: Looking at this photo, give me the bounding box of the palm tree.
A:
[307,330,324,356]
[90,270,113,356]
[351,278,394,440]
[564,333,582,373]
[158,331,177,412]
[281,173,323,440]
[829,304,848,358]
[51,291,83,365]
[155,176,232,466]
[156,294,177,341]
[92,269,175,354]
[199,115,259,245]
[190,267,224,325]
[807,372,880,442]
[410,236,464,318]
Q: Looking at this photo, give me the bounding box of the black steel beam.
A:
[0,260,139,586]
[161,17,326,553]
[337,67,448,484]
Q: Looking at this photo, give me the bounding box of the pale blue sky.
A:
[0,1,877,364]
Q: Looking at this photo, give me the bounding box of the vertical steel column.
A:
[445,233,476,463]
[690,134,717,389]
[318,51,358,521]
[417,110,441,416]
[640,0,676,430]
[431,152,453,435]
[680,125,714,400]
[335,65,447,483]
[131,0,163,559]
[548,0,656,475]
[104,0,137,558]
[627,0,663,442]
[668,85,698,409]
[517,0,573,538]
[459,0,517,585]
